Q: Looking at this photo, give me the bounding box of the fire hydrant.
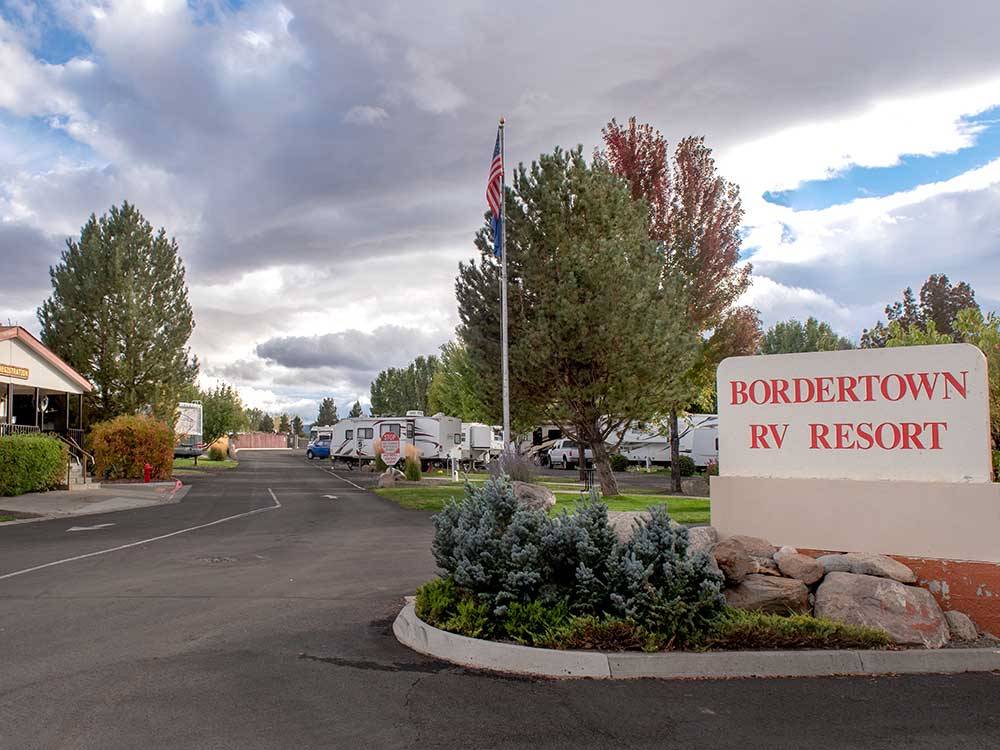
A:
[143,463,152,483]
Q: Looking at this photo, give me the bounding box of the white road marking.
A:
[325,469,366,491]
[0,490,282,582]
[322,495,338,500]
[66,523,115,532]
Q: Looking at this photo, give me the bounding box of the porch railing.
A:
[0,423,41,437]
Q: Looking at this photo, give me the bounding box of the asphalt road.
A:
[1,451,997,749]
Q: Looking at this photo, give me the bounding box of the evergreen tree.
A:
[258,414,275,432]
[370,355,439,415]
[291,415,304,437]
[862,274,978,348]
[315,397,338,425]
[278,413,291,433]
[457,146,695,494]
[761,317,854,354]
[349,400,364,418]
[38,201,198,423]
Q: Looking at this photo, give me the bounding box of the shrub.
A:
[0,434,68,496]
[609,453,629,472]
[90,415,174,480]
[674,455,696,477]
[404,455,422,481]
[415,577,461,626]
[489,444,536,483]
[374,454,388,472]
[207,445,227,461]
[540,616,664,652]
[705,458,719,477]
[698,609,890,651]
[502,599,571,645]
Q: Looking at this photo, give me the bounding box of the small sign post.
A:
[381,431,401,466]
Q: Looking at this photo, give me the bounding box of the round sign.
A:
[380,431,401,466]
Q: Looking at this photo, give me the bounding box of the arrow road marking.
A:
[67,523,116,532]
[322,495,338,499]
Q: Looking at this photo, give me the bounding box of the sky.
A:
[2,0,999,420]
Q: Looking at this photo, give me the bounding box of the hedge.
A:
[90,415,174,481]
[0,434,68,496]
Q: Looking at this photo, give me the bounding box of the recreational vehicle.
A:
[612,413,719,467]
[331,411,462,468]
[460,422,504,467]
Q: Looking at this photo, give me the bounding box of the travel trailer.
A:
[460,422,503,467]
[331,411,462,468]
[611,413,719,467]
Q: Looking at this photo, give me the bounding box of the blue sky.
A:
[2,1,1000,419]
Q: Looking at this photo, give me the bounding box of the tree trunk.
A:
[669,408,682,494]
[590,438,619,496]
[577,442,587,482]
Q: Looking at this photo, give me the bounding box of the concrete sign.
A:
[381,431,401,466]
[717,343,991,483]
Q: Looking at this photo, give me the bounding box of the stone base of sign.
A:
[711,476,1000,632]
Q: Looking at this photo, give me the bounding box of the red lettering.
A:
[902,372,939,401]
[809,423,831,449]
[875,422,901,449]
[942,371,968,400]
[901,422,924,450]
[834,423,856,449]
[925,421,947,449]
[816,377,834,403]
[793,378,815,403]
[859,374,878,401]
[772,378,791,404]
[768,423,789,449]
[837,375,859,402]
[880,374,906,401]
[855,422,874,450]
[749,424,769,449]
[731,380,748,405]
[749,379,771,405]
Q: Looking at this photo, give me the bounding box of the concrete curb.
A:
[393,603,1000,680]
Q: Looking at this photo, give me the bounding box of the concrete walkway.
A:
[0,480,186,522]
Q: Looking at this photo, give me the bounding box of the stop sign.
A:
[381,431,401,465]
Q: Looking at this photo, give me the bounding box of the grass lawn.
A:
[173,457,239,470]
[373,483,710,523]
[0,514,19,523]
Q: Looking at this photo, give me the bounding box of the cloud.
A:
[344,104,388,124]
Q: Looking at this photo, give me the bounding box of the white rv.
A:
[612,414,719,467]
[331,411,462,468]
[460,422,502,467]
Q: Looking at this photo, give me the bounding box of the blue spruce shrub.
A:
[541,496,619,612]
[609,506,725,644]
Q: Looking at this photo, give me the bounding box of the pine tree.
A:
[316,397,338,425]
[278,413,291,433]
[38,201,198,424]
[291,415,304,437]
[259,414,275,432]
[349,400,364,418]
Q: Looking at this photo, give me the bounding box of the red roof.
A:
[0,326,94,393]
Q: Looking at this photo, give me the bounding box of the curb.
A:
[392,603,1000,680]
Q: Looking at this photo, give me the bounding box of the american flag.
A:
[486,128,503,258]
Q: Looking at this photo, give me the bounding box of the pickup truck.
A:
[547,438,593,470]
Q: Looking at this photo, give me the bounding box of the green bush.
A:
[415,577,460,625]
[489,444,537,482]
[0,434,68,496]
[697,609,891,651]
[705,459,719,477]
[540,616,666,652]
[207,445,227,461]
[374,454,388,472]
[90,414,174,480]
[674,455,696,477]
[993,450,999,481]
[503,599,571,645]
[404,455,422,481]
[609,453,629,472]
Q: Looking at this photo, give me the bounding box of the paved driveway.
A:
[1,451,996,749]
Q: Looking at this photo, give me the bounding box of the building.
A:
[0,326,93,444]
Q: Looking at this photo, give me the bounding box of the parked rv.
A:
[612,414,719,467]
[331,411,462,468]
[460,422,498,467]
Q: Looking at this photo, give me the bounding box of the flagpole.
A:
[499,116,511,449]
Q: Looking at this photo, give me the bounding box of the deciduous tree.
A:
[602,118,759,491]
[38,201,198,423]
[426,342,491,423]
[201,383,247,445]
[370,356,439,415]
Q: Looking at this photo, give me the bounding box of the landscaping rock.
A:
[377,469,403,488]
[729,535,776,560]
[713,537,756,584]
[724,574,810,614]
[686,525,718,556]
[773,545,798,562]
[606,511,651,543]
[512,481,556,512]
[817,553,917,584]
[944,610,979,641]
[753,557,782,576]
[776,553,826,585]
[814,572,949,648]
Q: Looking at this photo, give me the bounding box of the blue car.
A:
[306,436,331,460]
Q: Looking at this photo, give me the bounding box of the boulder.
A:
[814,572,949,648]
[776,553,826,585]
[753,557,783,577]
[817,553,917,584]
[377,469,402,488]
[944,610,979,641]
[512,481,556,512]
[729,535,776,559]
[686,525,719,556]
[713,537,756,585]
[607,511,651,543]
[773,545,798,562]
[725,574,810,614]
